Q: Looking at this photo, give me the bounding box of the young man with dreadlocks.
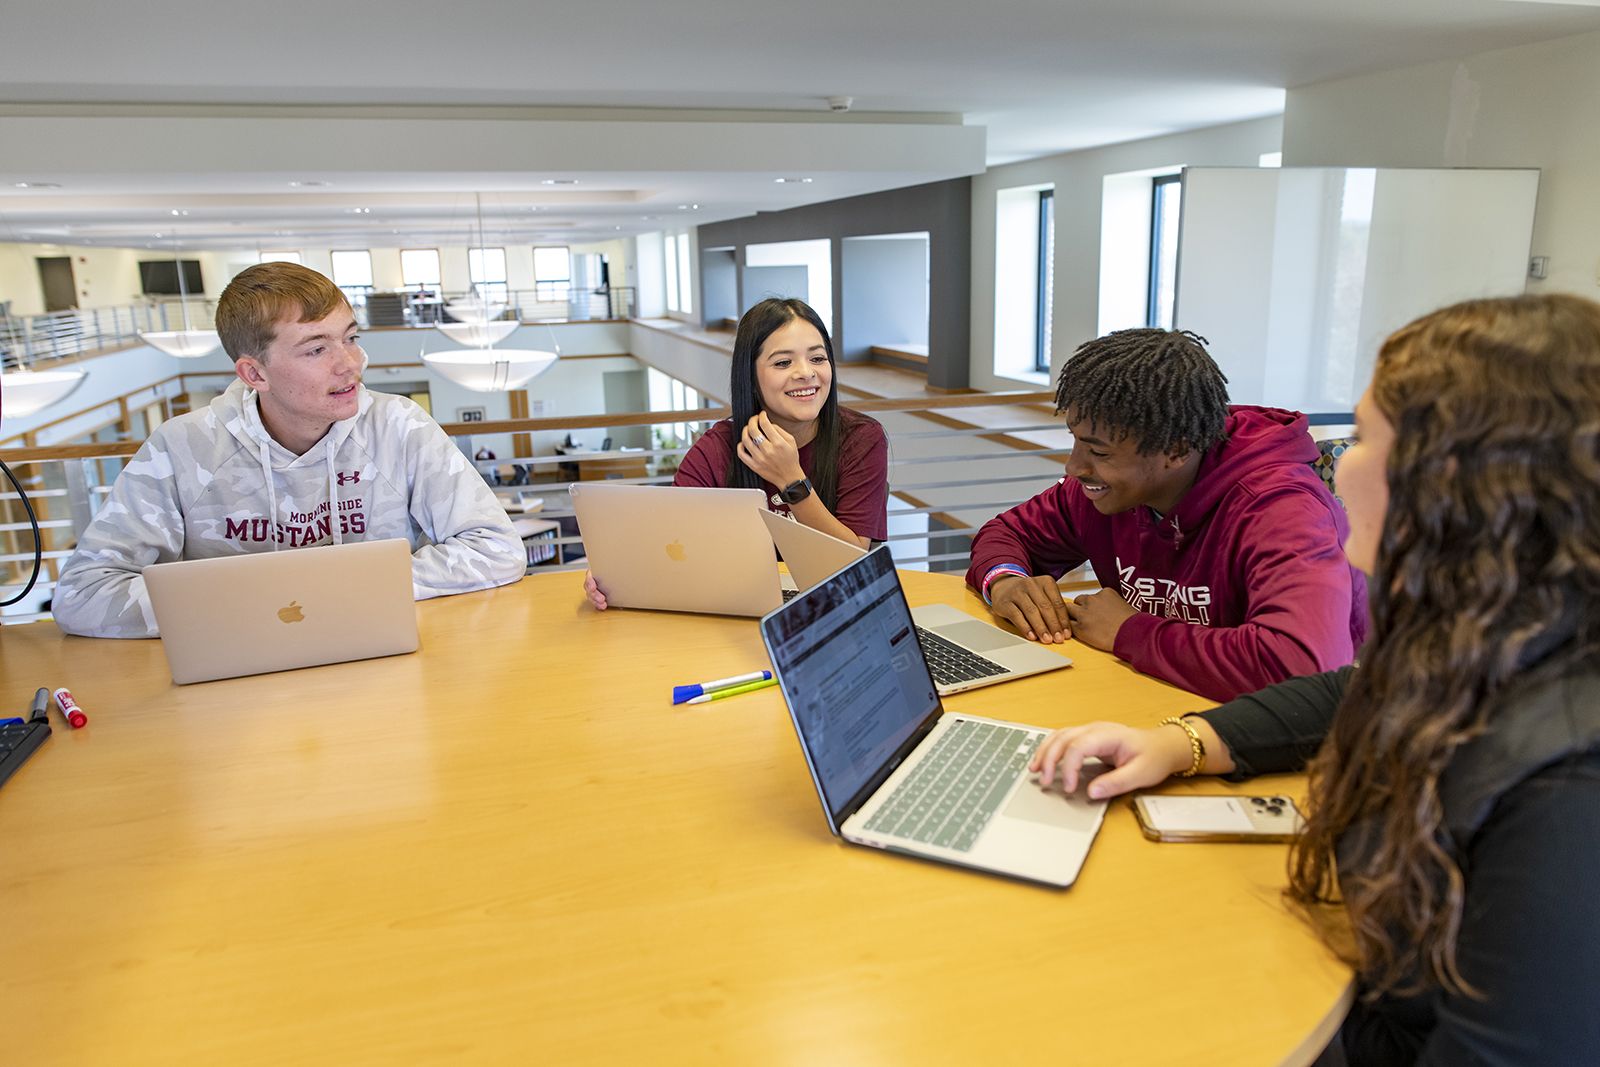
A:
[966,328,1367,703]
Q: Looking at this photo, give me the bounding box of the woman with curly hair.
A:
[1030,293,1600,1064]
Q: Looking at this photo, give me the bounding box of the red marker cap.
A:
[53,688,87,729]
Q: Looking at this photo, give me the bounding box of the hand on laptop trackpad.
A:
[938,619,1029,653]
[1004,762,1108,831]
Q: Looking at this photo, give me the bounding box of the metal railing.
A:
[0,391,1070,623]
[2,300,217,368]
[386,287,636,328]
[0,286,636,367]
[433,392,1066,573]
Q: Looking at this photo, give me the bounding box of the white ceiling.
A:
[2,0,1597,251]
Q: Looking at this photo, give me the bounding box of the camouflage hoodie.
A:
[53,379,524,638]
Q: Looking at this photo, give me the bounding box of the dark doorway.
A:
[37,257,78,312]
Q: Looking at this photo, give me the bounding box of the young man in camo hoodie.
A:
[52,261,525,639]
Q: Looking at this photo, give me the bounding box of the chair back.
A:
[1311,438,1350,505]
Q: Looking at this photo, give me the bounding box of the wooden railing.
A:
[1,390,1071,622]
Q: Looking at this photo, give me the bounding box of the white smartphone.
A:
[1131,794,1304,843]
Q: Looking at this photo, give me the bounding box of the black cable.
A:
[0,458,43,607]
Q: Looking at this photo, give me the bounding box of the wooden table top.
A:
[0,569,1350,1066]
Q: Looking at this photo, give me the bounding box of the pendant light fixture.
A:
[139,237,223,358]
[0,366,88,417]
[423,193,557,392]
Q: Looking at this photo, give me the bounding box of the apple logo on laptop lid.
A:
[665,540,687,562]
[278,601,305,624]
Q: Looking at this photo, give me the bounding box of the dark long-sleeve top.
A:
[1194,669,1600,1066]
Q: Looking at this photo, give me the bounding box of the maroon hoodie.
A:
[965,406,1368,702]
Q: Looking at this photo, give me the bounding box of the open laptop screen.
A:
[761,546,941,828]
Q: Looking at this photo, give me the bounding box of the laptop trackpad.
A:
[937,619,1025,653]
[1003,765,1107,831]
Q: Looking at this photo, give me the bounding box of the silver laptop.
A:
[759,509,1072,694]
[143,538,419,684]
[760,546,1108,887]
[571,482,792,616]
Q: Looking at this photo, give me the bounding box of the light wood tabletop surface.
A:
[0,569,1351,1066]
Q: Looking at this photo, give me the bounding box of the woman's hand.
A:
[584,570,608,610]
[1029,721,1199,800]
[736,412,805,488]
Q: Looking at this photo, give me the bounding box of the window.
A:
[533,246,570,302]
[1147,175,1182,329]
[992,183,1053,383]
[1035,189,1055,373]
[468,247,508,302]
[664,236,681,313]
[675,233,693,315]
[330,250,373,290]
[259,251,302,265]
[664,233,694,315]
[400,248,441,290]
[647,367,702,451]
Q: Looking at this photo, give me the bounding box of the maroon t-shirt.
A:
[673,409,889,541]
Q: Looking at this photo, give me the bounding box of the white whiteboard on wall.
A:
[1174,167,1539,414]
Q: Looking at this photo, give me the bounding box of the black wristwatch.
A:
[780,477,814,505]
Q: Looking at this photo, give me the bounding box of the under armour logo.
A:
[337,470,361,486]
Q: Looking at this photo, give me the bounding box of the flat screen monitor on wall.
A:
[140,260,204,296]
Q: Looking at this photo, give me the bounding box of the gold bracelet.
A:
[1160,716,1206,778]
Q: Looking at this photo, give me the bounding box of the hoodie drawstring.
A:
[249,389,344,549]
[256,435,279,553]
[327,445,342,546]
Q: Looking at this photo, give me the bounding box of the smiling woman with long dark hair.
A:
[1027,293,1600,1064]
[673,298,888,544]
[584,298,887,610]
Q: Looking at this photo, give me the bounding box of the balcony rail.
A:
[2,300,217,368]
[0,390,1070,624]
[355,287,637,328]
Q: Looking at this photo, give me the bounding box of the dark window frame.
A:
[1035,189,1055,374]
[1147,173,1182,329]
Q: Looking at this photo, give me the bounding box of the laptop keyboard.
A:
[0,720,51,790]
[915,626,1009,688]
[783,588,800,602]
[862,719,1045,852]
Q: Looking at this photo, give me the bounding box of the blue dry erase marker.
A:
[672,670,772,705]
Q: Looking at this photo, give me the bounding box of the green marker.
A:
[685,677,779,704]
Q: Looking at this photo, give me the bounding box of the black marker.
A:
[30,688,49,723]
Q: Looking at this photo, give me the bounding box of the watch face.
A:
[782,478,813,504]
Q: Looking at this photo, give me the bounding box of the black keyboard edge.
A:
[0,720,52,790]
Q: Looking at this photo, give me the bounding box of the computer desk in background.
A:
[0,569,1352,1066]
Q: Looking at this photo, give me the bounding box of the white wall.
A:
[1283,27,1600,302]
[970,115,1283,392]
[636,232,667,319]
[745,238,833,326]
[1175,166,1538,412]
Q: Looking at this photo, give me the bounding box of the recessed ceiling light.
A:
[773,177,813,184]
[14,182,62,189]
[288,180,330,187]
[541,179,579,185]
